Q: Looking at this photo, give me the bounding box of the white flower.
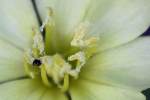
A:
[0,0,150,100]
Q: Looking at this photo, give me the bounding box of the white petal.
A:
[0,39,25,82]
[0,0,39,49]
[85,0,150,51]
[0,79,42,100]
[0,79,67,100]
[70,79,145,100]
[80,37,150,91]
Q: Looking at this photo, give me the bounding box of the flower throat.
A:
[24,8,98,92]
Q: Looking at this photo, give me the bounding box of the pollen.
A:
[71,22,99,48]
[68,51,86,76]
[40,7,54,32]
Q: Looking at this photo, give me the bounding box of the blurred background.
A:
[142,27,150,100]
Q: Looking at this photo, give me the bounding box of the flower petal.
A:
[85,0,150,51]
[80,37,150,91]
[0,79,67,100]
[0,39,26,82]
[70,79,145,100]
[0,0,39,49]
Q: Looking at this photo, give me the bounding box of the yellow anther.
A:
[71,22,99,49]
[68,51,86,78]
[68,51,86,66]
[71,22,89,47]
[32,31,45,57]
[40,7,54,32]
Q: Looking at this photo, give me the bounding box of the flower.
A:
[0,0,150,100]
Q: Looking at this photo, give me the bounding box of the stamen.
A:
[40,7,54,32]
[68,51,86,78]
[71,22,89,47]
[32,29,45,57]
[71,22,99,49]
[68,51,86,67]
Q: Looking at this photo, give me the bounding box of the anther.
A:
[68,51,86,78]
[32,31,45,56]
[40,7,54,32]
[71,22,99,49]
[71,22,89,47]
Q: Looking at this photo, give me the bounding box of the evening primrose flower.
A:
[0,0,150,100]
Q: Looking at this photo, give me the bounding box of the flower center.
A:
[24,8,98,92]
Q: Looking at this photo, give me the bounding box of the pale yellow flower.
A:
[0,0,150,100]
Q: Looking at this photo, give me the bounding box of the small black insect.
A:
[32,59,42,66]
